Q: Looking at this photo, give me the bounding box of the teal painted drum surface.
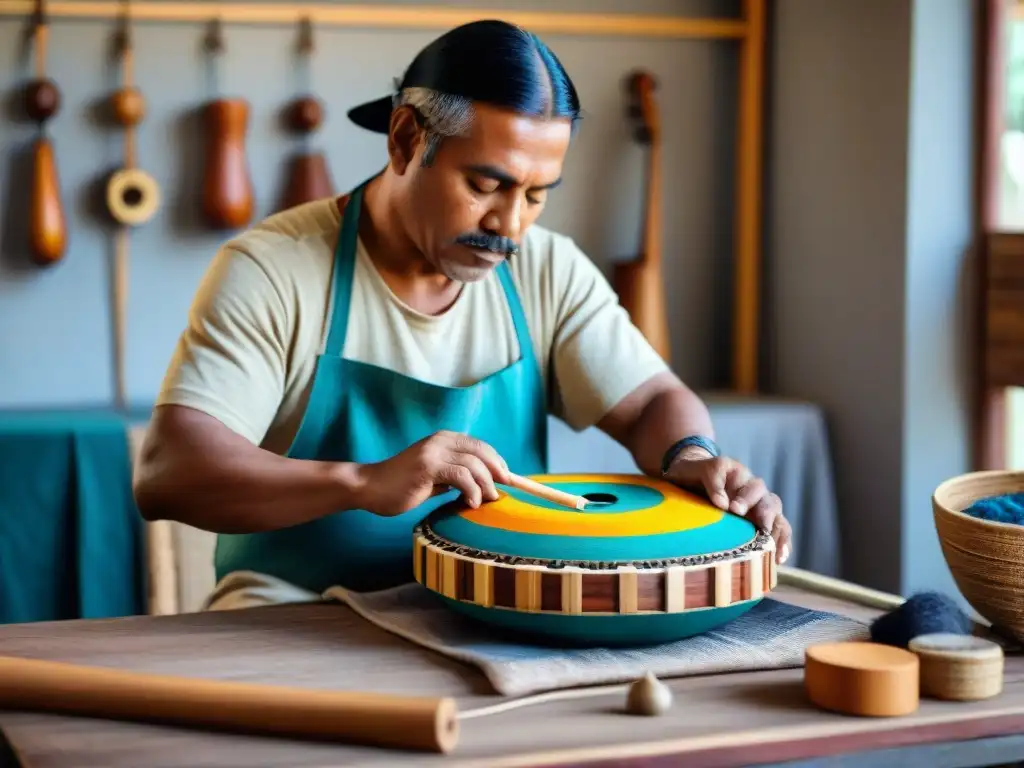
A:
[413,473,779,647]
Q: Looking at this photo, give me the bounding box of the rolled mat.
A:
[324,583,870,697]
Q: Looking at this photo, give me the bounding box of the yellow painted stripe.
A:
[460,485,722,537]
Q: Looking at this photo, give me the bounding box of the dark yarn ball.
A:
[869,591,973,648]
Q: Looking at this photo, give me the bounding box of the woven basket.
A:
[933,470,1024,641]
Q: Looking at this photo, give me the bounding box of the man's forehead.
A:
[440,104,571,178]
[465,102,574,139]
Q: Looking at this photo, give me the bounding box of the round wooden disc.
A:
[106,168,161,226]
[805,642,919,717]
[908,633,1004,701]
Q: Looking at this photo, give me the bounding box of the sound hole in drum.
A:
[122,186,143,207]
[582,492,618,507]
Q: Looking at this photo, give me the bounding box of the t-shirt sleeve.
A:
[547,236,671,431]
[155,244,291,445]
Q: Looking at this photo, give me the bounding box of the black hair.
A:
[348,19,583,163]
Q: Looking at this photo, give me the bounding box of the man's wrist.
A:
[329,461,373,511]
[660,435,720,475]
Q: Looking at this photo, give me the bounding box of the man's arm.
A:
[132,242,370,531]
[133,405,368,532]
[545,236,791,562]
[135,243,508,532]
[135,407,511,530]
[596,370,715,477]
[598,372,791,562]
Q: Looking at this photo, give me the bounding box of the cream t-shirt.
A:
[156,198,669,455]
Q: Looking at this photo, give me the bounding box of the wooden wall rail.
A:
[0,2,747,39]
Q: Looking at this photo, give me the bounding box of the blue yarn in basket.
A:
[963,493,1024,525]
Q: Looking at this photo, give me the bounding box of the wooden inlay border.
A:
[413,529,777,616]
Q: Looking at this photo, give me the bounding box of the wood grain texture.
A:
[414,533,773,614]
[974,0,1009,471]
[29,137,66,266]
[984,233,1024,387]
[1,585,1022,767]
[731,0,766,393]
[201,99,254,230]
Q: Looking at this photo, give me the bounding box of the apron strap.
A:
[324,181,535,367]
[323,186,363,359]
[495,261,537,367]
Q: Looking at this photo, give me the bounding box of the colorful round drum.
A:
[412,473,777,647]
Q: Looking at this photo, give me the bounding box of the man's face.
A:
[390,102,572,282]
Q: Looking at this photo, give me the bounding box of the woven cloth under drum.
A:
[324,583,869,696]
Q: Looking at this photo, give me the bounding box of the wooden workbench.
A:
[0,582,1023,767]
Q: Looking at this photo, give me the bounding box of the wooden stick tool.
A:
[505,473,589,510]
[0,655,459,754]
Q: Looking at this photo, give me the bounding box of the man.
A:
[134,19,792,611]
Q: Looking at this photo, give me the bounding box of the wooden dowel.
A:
[777,566,906,611]
[0,655,460,754]
[112,227,128,408]
[505,474,588,511]
[0,1,747,39]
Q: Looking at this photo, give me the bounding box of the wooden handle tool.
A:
[0,655,460,754]
[505,473,588,510]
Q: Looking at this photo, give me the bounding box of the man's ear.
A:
[387,106,423,175]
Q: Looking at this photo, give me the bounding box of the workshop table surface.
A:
[1,583,1023,767]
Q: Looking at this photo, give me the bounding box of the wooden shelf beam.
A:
[0,1,747,40]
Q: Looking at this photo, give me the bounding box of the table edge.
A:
[452,706,1024,768]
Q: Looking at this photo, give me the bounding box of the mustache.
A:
[455,232,520,257]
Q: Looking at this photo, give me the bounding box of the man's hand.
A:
[356,431,511,516]
[664,453,792,564]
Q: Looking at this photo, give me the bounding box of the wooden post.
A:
[975,0,1009,470]
[732,0,766,394]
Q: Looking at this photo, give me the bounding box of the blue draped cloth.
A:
[0,409,147,624]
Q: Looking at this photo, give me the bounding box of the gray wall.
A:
[1,0,978,596]
[766,0,975,595]
[0,0,740,406]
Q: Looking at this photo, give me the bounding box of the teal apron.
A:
[214,181,548,593]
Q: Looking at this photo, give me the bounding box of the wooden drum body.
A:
[413,473,777,647]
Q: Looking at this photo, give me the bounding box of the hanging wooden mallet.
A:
[25,0,67,266]
[277,15,334,212]
[200,17,254,229]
